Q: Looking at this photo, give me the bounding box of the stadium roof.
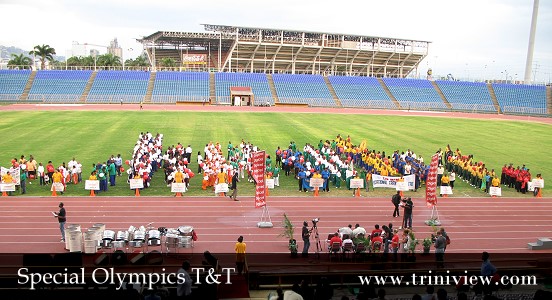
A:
[138,24,430,77]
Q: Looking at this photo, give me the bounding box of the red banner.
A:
[425,154,440,208]
[251,151,266,208]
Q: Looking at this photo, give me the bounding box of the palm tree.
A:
[8,53,32,69]
[97,53,121,67]
[29,44,56,70]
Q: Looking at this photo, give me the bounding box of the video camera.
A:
[311,218,320,226]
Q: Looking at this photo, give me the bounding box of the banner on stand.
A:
[252,151,266,208]
[425,154,440,207]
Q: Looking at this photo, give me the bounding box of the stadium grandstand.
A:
[0,24,550,116]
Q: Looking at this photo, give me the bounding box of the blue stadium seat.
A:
[492,83,546,115]
[152,72,209,103]
[329,75,395,109]
[272,74,335,107]
[435,80,496,112]
[382,78,447,110]
[27,70,92,102]
[87,71,150,103]
[215,72,273,105]
[0,70,31,101]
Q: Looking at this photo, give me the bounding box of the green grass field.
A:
[1,110,550,198]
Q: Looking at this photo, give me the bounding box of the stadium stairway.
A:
[377,78,401,109]
[487,83,502,114]
[266,74,280,104]
[323,76,342,107]
[528,237,552,250]
[144,72,157,103]
[209,73,216,103]
[19,70,37,101]
[430,81,452,109]
[546,85,551,115]
[80,71,97,103]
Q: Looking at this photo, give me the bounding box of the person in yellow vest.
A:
[235,236,247,275]
[216,168,228,196]
[89,171,97,180]
[174,169,184,183]
[491,176,500,187]
[2,172,14,196]
[381,167,389,176]
[52,169,63,194]
[440,173,450,197]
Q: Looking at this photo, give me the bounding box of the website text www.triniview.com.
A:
[359,271,537,287]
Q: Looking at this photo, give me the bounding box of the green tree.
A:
[29,44,56,70]
[7,53,32,69]
[159,57,176,68]
[96,53,121,67]
[67,56,83,67]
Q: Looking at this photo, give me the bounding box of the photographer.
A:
[302,221,310,257]
[391,191,401,218]
[401,198,414,229]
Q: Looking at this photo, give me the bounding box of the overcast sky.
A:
[1,0,550,83]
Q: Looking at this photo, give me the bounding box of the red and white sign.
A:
[425,154,439,207]
[182,54,207,64]
[251,151,266,208]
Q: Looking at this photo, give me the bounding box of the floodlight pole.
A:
[524,0,539,84]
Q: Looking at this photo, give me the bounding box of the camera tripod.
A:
[311,225,322,259]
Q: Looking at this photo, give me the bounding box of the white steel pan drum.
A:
[178,226,193,236]
[178,236,192,248]
[116,231,129,241]
[101,230,115,248]
[165,234,179,247]
[128,225,136,233]
[166,228,179,235]
[112,241,126,248]
[128,240,142,248]
[147,230,161,246]
[133,231,145,241]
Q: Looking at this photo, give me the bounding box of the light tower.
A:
[524,0,539,84]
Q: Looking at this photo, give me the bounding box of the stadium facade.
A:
[138,24,430,78]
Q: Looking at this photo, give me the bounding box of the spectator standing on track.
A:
[392,191,401,218]
[53,202,66,242]
[402,198,414,229]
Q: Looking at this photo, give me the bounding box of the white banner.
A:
[309,178,324,188]
[129,179,144,189]
[528,182,535,192]
[532,179,544,188]
[0,183,16,192]
[489,187,502,197]
[396,181,409,191]
[215,183,229,194]
[171,183,187,193]
[51,182,65,192]
[350,179,364,189]
[85,180,100,191]
[439,186,453,195]
[372,174,415,190]
[266,178,275,189]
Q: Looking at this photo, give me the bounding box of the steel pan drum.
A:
[128,225,136,233]
[178,226,193,236]
[112,241,126,248]
[116,231,129,241]
[165,234,179,247]
[128,240,142,248]
[133,231,145,241]
[102,230,115,241]
[178,236,192,248]
[148,230,160,240]
[166,228,179,235]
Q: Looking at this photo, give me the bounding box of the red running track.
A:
[0,196,550,254]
